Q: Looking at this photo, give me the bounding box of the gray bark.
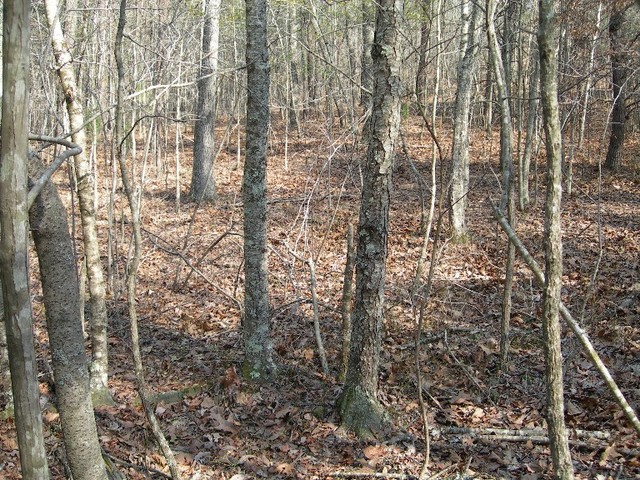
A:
[29,157,109,480]
[339,0,402,437]
[538,0,575,477]
[360,0,375,109]
[44,0,111,402]
[605,7,628,172]
[0,286,13,411]
[1,0,50,476]
[487,0,516,368]
[519,49,539,211]
[243,0,277,381]
[191,0,221,202]
[449,0,481,240]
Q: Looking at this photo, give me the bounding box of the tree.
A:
[538,0,575,477]
[242,0,277,380]
[486,0,516,367]
[360,0,375,109]
[449,0,481,241]
[28,155,109,480]
[604,3,631,172]
[1,0,50,476]
[191,0,222,202]
[44,0,112,403]
[339,0,402,437]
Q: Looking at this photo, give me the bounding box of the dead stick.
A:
[441,426,611,440]
[327,472,417,479]
[492,205,640,437]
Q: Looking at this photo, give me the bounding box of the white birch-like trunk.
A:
[44,0,111,402]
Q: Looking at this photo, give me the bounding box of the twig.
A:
[143,227,242,312]
[492,204,640,437]
[443,330,495,405]
[102,450,171,479]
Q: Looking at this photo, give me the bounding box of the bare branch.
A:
[27,135,82,209]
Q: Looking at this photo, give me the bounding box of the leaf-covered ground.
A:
[1,117,639,479]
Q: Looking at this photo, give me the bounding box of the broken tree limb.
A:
[440,426,611,441]
[492,205,640,437]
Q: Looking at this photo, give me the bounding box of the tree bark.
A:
[0,1,50,476]
[243,0,277,381]
[604,7,627,172]
[44,0,111,403]
[191,0,221,202]
[360,0,375,109]
[339,0,402,438]
[487,0,516,368]
[0,286,13,411]
[28,157,109,480]
[538,0,575,477]
[519,49,539,211]
[449,0,480,241]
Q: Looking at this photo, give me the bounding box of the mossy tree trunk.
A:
[339,0,402,438]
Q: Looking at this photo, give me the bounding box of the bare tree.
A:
[538,0,575,477]
[604,3,632,172]
[339,0,402,437]
[0,0,50,476]
[486,0,516,368]
[191,0,222,202]
[449,0,481,241]
[243,0,278,380]
[29,155,109,480]
[44,0,111,403]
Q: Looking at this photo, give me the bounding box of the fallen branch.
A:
[327,471,417,479]
[440,426,611,441]
[327,463,459,480]
[492,205,640,437]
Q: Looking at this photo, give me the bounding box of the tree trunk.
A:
[1,1,50,476]
[487,0,516,368]
[604,7,627,172]
[415,4,430,109]
[28,157,109,480]
[44,0,111,403]
[538,0,575,477]
[360,0,375,109]
[519,49,539,211]
[0,287,12,412]
[339,0,402,438]
[191,0,221,202]
[449,0,480,241]
[243,0,277,381]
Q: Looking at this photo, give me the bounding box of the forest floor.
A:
[1,116,639,479]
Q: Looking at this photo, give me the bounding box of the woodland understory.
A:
[1,117,639,479]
